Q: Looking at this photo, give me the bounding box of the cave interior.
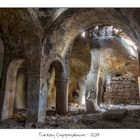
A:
[0,8,140,128]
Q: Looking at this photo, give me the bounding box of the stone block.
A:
[102,109,128,121]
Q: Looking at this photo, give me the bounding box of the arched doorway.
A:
[47,60,68,114]
[14,64,27,115]
[1,59,26,121]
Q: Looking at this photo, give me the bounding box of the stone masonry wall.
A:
[104,74,140,105]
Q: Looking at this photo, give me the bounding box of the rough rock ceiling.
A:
[44,8,140,57]
[69,33,139,83]
[0,8,68,56]
[0,8,140,59]
[70,36,91,79]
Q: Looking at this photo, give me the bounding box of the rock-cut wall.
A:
[104,75,140,104]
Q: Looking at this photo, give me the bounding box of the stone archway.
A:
[47,60,68,114]
[38,59,68,123]
[1,59,25,121]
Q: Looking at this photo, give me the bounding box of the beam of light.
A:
[114,28,122,34]
[81,31,86,38]
[81,95,85,105]
[123,38,137,51]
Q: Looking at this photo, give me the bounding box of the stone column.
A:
[97,74,106,105]
[38,76,48,123]
[26,69,40,123]
[138,77,140,99]
[0,38,4,80]
[136,42,140,99]
[55,73,68,114]
[26,70,49,123]
[85,47,101,113]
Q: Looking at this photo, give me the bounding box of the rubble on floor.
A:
[12,114,27,123]
[1,105,140,129]
[68,103,86,115]
[46,104,86,116]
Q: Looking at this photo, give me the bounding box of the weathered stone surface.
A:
[102,109,128,121]
[1,108,140,128]
[104,74,140,105]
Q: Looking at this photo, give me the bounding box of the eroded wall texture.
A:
[104,74,140,104]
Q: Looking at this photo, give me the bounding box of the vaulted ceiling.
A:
[0,8,140,62]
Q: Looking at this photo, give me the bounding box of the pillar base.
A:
[55,78,68,115]
[86,99,99,113]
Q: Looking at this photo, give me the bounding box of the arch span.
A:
[1,59,25,121]
[38,59,68,123]
[49,60,68,114]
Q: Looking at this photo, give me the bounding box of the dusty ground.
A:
[0,105,140,129]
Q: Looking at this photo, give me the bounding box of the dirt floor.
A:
[0,105,140,129]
